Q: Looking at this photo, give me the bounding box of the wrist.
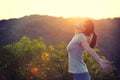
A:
[98,59,102,65]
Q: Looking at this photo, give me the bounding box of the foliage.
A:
[0,36,116,80]
[84,50,115,80]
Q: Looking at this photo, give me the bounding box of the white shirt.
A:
[66,33,88,73]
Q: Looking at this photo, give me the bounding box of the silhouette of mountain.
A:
[0,15,120,74]
[0,15,74,45]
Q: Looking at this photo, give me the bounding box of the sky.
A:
[0,0,120,20]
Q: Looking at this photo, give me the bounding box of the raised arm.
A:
[80,38,115,73]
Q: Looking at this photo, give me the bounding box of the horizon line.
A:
[0,14,120,21]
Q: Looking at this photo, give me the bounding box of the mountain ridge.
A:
[0,15,120,71]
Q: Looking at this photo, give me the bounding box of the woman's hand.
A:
[99,60,116,73]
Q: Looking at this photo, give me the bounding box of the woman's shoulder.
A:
[77,33,87,40]
[78,33,86,37]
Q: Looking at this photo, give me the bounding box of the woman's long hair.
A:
[83,20,97,48]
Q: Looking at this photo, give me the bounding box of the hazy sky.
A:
[0,0,120,20]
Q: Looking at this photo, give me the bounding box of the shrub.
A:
[0,36,116,80]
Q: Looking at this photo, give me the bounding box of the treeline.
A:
[0,14,120,75]
[0,36,116,80]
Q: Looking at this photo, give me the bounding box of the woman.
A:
[66,20,114,80]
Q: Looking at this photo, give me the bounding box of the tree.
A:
[0,36,116,80]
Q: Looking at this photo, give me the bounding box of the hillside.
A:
[0,15,120,70]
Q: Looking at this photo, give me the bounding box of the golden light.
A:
[0,0,120,19]
[31,67,42,78]
[42,52,50,58]
[45,53,49,57]
[31,67,38,73]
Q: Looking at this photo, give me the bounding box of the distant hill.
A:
[0,15,120,71]
[0,15,77,45]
